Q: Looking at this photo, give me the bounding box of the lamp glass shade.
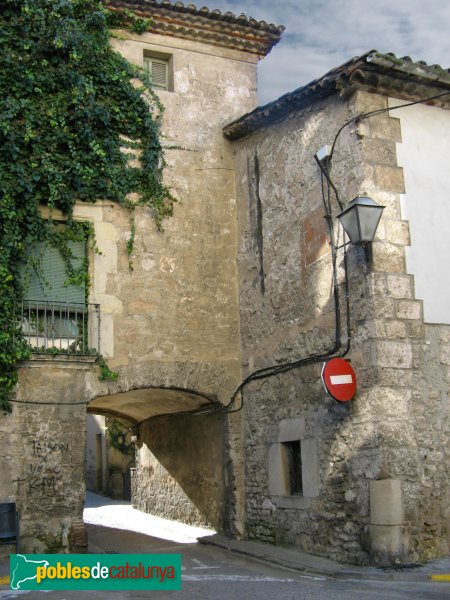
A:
[337,196,384,244]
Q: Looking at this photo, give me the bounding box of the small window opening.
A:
[143,57,169,91]
[284,441,302,495]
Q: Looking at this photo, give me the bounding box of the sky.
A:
[205,0,450,105]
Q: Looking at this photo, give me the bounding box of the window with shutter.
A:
[143,57,169,91]
[22,240,86,304]
[20,235,89,351]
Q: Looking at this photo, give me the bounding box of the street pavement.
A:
[1,492,449,599]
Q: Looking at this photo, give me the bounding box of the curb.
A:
[198,535,448,583]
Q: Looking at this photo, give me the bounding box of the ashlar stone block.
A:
[278,417,305,442]
[375,341,412,369]
[387,274,413,299]
[268,443,289,496]
[374,165,405,193]
[301,438,319,498]
[370,524,403,561]
[370,478,403,525]
[396,300,422,321]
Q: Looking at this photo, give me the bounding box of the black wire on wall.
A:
[196,89,450,418]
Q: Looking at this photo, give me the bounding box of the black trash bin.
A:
[0,502,20,552]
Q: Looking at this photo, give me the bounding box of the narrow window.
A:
[284,441,302,495]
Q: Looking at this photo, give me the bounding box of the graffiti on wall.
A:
[13,438,70,497]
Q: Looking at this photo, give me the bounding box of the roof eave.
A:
[224,50,450,140]
[105,0,285,57]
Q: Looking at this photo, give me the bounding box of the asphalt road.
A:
[2,522,449,600]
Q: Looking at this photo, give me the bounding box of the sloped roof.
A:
[105,0,285,56]
[223,50,450,140]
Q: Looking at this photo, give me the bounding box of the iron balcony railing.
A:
[20,300,101,355]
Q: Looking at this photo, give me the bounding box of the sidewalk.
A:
[199,533,450,582]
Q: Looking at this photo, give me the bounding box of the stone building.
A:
[1,0,450,568]
[224,51,450,565]
[0,1,283,554]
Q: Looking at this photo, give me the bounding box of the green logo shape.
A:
[10,553,182,590]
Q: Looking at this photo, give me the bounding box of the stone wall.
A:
[353,91,449,562]
[231,89,450,565]
[101,31,256,389]
[133,411,225,529]
[1,29,256,550]
[0,357,96,553]
[232,92,370,563]
[101,31,256,529]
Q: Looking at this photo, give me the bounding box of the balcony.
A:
[20,300,100,355]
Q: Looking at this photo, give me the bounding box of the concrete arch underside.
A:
[87,386,219,425]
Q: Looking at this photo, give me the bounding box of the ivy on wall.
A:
[106,418,134,455]
[0,0,175,410]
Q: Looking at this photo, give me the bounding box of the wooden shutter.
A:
[144,57,168,91]
[23,241,85,304]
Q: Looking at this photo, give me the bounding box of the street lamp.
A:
[337,196,384,245]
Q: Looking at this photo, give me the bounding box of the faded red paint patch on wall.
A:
[302,209,330,267]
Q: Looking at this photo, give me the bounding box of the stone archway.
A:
[88,387,225,531]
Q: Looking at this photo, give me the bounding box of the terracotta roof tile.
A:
[223,50,450,140]
[105,0,285,56]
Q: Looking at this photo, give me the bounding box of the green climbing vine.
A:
[0,0,175,410]
[106,418,134,455]
[97,355,119,382]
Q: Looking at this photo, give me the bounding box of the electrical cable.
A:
[114,90,450,420]
[9,398,90,405]
[315,156,352,358]
[329,90,450,162]
[194,158,349,419]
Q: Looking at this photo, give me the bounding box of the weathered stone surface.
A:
[133,412,225,529]
[0,360,93,552]
[396,300,422,320]
[268,443,288,496]
[278,418,305,442]
[385,320,408,339]
[231,87,450,567]
[362,138,397,165]
[3,22,258,552]
[387,274,414,299]
[374,341,413,369]
[370,479,403,525]
[371,241,406,273]
[3,35,450,569]
[374,166,405,193]
[369,525,405,565]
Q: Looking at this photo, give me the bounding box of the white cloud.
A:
[205,0,450,104]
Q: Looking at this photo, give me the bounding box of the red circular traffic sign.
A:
[321,358,357,402]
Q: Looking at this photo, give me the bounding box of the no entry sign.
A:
[321,358,357,402]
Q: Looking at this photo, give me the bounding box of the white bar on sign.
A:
[330,374,353,385]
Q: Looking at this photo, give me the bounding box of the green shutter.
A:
[144,57,168,91]
[23,241,85,303]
